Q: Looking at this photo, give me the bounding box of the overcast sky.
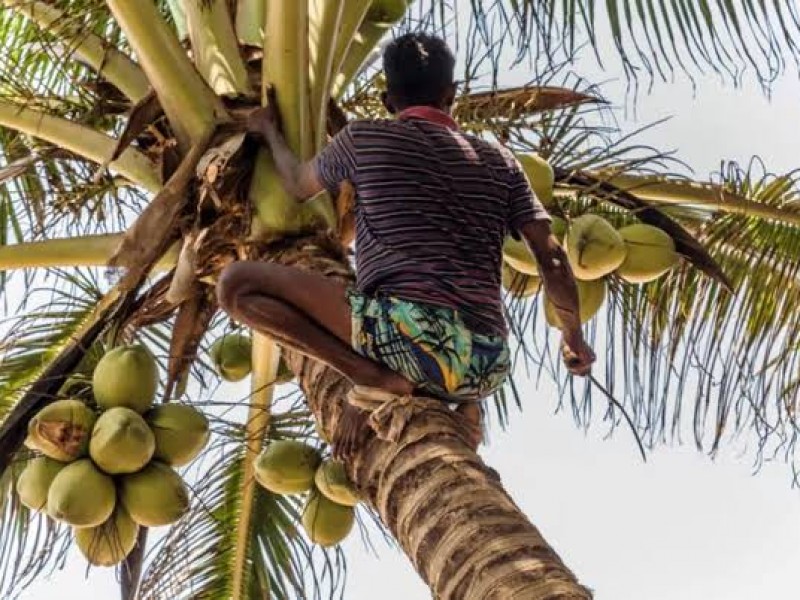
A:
[16,7,800,600]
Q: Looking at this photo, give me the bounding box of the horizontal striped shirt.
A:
[312,112,550,336]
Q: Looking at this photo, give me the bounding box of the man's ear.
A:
[443,83,457,110]
[381,91,396,114]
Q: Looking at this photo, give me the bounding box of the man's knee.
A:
[216,262,251,313]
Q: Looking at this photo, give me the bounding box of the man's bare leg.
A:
[216,262,415,459]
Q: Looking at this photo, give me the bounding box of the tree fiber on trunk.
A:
[269,233,593,600]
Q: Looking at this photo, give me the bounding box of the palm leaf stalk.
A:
[105,0,227,149]
[235,0,265,47]
[0,101,161,192]
[184,0,251,97]
[331,0,410,98]
[0,234,178,271]
[587,170,800,226]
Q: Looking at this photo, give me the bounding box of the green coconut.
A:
[544,278,607,329]
[501,216,568,277]
[565,215,627,280]
[74,507,139,567]
[47,459,115,527]
[24,399,96,462]
[302,491,355,547]
[517,153,555,206]
[92,345,159,413]
[58,374,93,402]
[89,407,155,475]
[146,404,210,467]
[255,440,322,495]
[16,456,65,513]
[501,264,541,299]
[314,461,360,507]
[551,216,568,242]
[616,224,679,283]
[502,236,537,276]
[119,461,189,527]
[209,334,252,382]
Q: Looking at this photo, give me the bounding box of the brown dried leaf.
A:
[110,132,213,291]
[165,231,200,306]
[453,86,604,122]
[163,291,216,400]
[110,90,164,162]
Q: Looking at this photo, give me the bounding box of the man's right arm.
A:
[518,221,595,375]
[504,149,595,375]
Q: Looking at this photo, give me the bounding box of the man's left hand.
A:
[561,329,595,376]
[247,86,283,139]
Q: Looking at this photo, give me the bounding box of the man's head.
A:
[382,33,456,113]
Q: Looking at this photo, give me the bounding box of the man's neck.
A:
[397,105,458,131]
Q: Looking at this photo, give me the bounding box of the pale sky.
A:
[14,6,800,600]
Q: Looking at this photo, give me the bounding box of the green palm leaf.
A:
[0,270,101,599]
[426,1,800,90]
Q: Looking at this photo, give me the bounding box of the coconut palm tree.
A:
[0,1,797,599]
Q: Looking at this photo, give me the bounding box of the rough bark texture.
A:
[268,233,593,600]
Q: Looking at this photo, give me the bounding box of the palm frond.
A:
[139,405,347,600]
[0,1,132,109]
[3,0,149,101]
[418,1,800,92]
[0,270,104,599]
[0,270,103,420]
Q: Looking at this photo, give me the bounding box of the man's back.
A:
[314,115,549,336]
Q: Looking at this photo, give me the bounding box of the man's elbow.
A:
[289,167,324,202]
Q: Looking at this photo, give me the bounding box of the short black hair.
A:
[383,33,456,107]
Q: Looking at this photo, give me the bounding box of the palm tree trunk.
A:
[269,233,593,600]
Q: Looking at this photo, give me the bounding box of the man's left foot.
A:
[332,403,371,461]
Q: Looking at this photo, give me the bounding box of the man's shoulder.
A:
[457,133,518,168]
[343,118,399,133]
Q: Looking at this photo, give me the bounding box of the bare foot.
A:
[455,403,483,450]
[332,403,371,461]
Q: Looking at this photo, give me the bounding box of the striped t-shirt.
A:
[312,111,550,336]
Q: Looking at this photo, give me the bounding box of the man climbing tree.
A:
[217,32,595,459]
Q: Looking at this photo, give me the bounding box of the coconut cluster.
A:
[17,344,210,567]
[501,187,680,327]
[254,440,359,548]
